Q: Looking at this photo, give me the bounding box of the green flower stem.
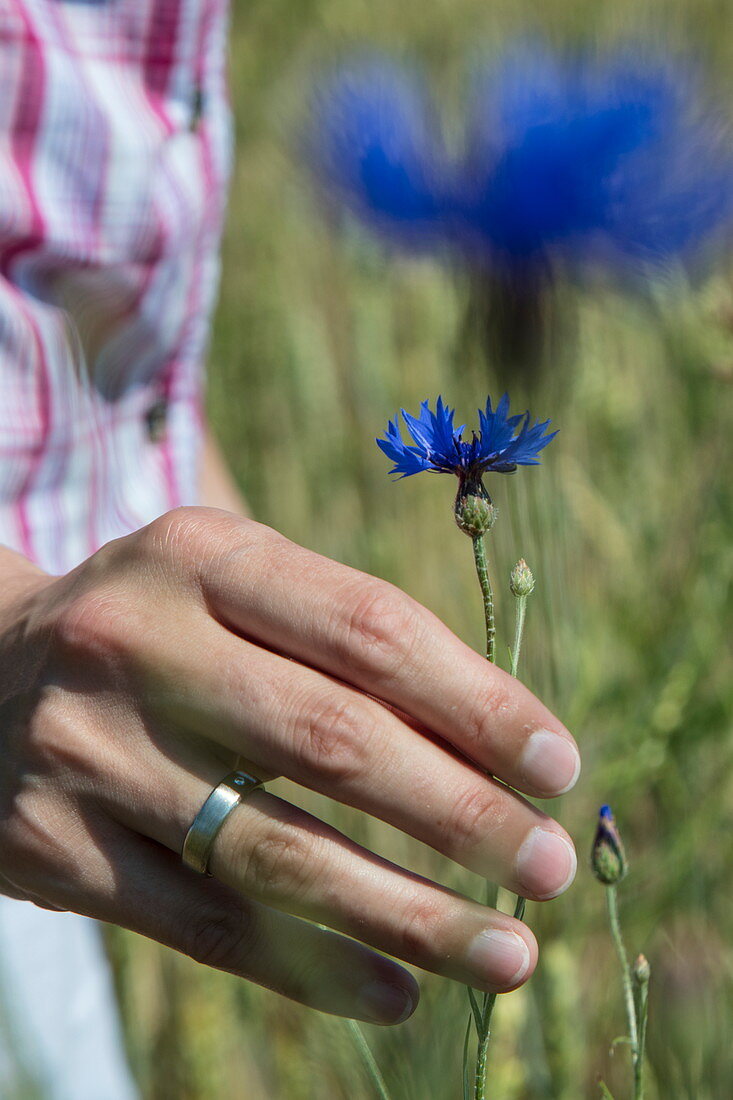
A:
[474,1030,490,1100]
[472,535,495,662]
[473,894,527,1100]
[346,1019,392,1100]
[468,538,527,1099]
[462,1014,473,1100]
[468,526,496,1099]
[634,976,649,1100]
[605,887,639,1083]
[510,594,527,678]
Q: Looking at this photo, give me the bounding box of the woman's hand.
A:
[0,508,579,1025]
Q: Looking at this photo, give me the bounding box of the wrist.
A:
[0,545,53,618]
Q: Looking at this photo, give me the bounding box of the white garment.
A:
[0,902,139,1100]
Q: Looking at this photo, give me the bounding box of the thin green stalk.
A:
[468,528,496,1099]
[634,972,649,1100]
[484,880,499,909]
[510,594,527,678]
[462,1014,473,1100]
[468,540,526,1099]
[605,887,639,1081]
[474,1030,490,1100]
[473,894,527,1099]
[472,535,495,662]
[347,1019,392,1100]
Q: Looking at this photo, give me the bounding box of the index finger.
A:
[198,513,580,799]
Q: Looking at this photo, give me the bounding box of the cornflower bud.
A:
[633,954,651,986]
[510,558,535,597]
[591,804,628,885]
[454,478,497,538]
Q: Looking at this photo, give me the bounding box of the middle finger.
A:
[152,619,577,902]
[201,522,580,800]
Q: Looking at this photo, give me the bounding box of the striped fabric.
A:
[0,0,233,575]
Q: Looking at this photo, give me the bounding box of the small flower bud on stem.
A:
[633,954,650,986]
[510,558,535,597]
[509,558,534,677]
[592,805,628,885]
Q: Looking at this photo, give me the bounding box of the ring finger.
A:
[122,757,538,995]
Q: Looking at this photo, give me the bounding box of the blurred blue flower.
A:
[312,58,454,249]
[464,45,733,266]
[377,394,557,480]
[314,44,733,270]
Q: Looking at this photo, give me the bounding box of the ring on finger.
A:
[182,770,264,875]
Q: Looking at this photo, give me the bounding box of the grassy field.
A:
[110,2,733,1096]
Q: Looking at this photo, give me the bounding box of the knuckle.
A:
[440,782,502,856]
[186,904,258,972]
[141,508,267,593]
[142,507,210,563]
[398,897,450,964]
[239,824,320,903]
[294,690,372,786]
[462,677,517,750]
[142,506,232,566]
[340,581,424,684]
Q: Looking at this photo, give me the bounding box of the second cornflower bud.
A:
[510,558,535,597]
[591,804,628,885]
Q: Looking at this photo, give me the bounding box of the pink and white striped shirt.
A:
[0,0,233,575]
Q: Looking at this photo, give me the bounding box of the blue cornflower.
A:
[313,44,733,270]
[377,394,556,480]
[378,395,556,537]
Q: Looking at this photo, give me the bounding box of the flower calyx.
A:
[454,478,497,538]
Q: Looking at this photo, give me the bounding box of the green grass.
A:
[109,2,733,1096]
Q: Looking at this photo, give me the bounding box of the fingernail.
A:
[466,929,531,987]
[515,826,577,900]
[520,729,580,796]
[359,980,416,1025]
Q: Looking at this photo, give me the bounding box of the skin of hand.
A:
[0,507,580,1026]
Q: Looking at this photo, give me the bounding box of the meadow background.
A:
[109,1,733,1096]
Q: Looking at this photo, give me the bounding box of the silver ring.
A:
[182,770,264,875]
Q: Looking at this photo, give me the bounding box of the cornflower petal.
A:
[377,394,557,480]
